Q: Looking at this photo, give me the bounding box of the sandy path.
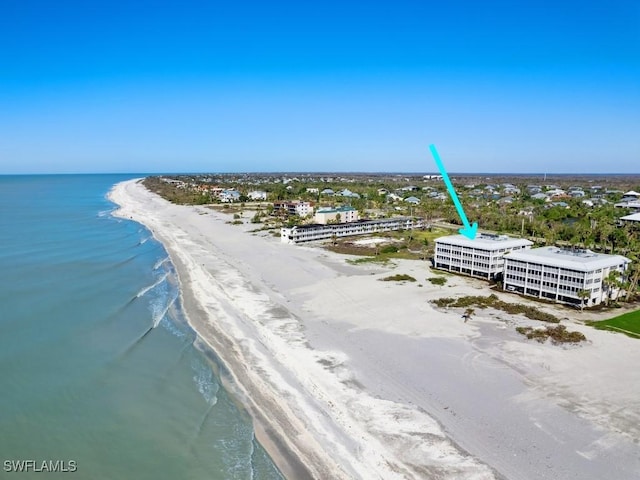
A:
[109,179,640,480]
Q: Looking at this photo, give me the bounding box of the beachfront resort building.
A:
[314,206,359,224]
[503,247,630,307]
[434,234,533,280]
[280,217,424,244]
[273,200,314,217]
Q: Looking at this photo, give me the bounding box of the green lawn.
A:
[404,227,450,243]
[589,309,640,338]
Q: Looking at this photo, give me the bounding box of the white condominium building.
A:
[434,234,533,280]
[503,247,630,307]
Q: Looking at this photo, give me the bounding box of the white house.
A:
[620,212,640,223]
[546,188,566,197]
[248,190,267,201]
[615,200,640,209]
[220,189,241,203]
[531,192,549,201]
[337,189,360,198]
[615,191,640,209]
[434,234,533,280]
[503,247,630,307]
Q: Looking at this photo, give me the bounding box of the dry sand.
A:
[109,179,640,480]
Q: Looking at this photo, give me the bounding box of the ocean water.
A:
[0,175,283,480]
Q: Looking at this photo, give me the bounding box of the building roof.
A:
[316,206,356,214]
[287,216,418,232]
[435,233,533,250]
[620,212,640,222]
[504,246,630,272]
[615,201,640,209]
[623,190,640,197]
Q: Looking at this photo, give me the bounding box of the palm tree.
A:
[463,308,475,322]
[577,289,590,311]
[624,243,639,302]
[602,270,621,305]
[625,262,640,302]
[597,222,613,253]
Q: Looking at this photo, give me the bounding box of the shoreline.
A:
[109,180,355,479]
[108,178,640,480]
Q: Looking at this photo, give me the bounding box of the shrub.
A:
[380,274,416,282]
[428,277,447,286]
[516,325,586,344]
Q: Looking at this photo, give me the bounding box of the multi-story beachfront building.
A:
[273,200,314,217]
[434,234,533,280]
[314,206,359,224]
[280,217,424,244]
[503,247,630,307]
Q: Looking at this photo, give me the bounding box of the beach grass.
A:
[588,309,640,338]
[347,256,391,265]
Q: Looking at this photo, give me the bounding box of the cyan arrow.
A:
[429,144,478,240]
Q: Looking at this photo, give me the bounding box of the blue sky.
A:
[1,0,638,173]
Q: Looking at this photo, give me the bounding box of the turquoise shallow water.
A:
[0,175,282,480]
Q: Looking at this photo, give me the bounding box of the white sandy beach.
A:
[109,179,640,480]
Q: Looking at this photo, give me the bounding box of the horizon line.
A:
[2,172,640,177]
[0,170,640,177]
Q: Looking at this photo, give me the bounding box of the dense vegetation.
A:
[433,294,560,323]
[144,176,213,204]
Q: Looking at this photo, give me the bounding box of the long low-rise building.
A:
[280,217,424,244]
[503,247,630,307]
[434,234,533,279]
